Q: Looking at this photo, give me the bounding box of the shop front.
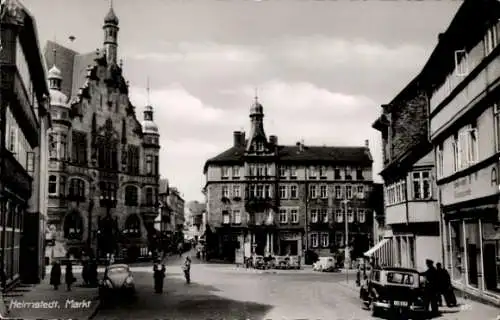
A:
[441,161,500,304]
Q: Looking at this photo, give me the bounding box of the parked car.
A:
[362,266,427,319]
[313,257,338,272]
[99,264,136,301]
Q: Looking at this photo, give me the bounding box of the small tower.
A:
[246,90,267,152]
[47,49,70,121]
[103,1,119,65]
[141,79,160,157]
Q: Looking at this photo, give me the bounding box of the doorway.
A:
[483,242,499,292]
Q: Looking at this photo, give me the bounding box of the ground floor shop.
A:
[212,227,304,262]
[444,213,500,304]
[0,194,25,285]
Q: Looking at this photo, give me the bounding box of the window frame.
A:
[279,185,287,199]
[232,185,241,198]
[357,209,366,223]
[311,233,319,248]
[222,185,229,198]
[279,209,288,224]
[290,208,299,223]
[309,185,317,199]
[233,210,241,224]
[411,171,432,200]
[335,209,343,223]
[319,185,328,199]
[48,175,57,195]
[347,207,354,223]
[320,233,329,248]
[335,185,343,199]
[290,185,298,199]
[311,209,318,223]
[346,185,352,199]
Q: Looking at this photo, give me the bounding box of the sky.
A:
[23,0,462,203]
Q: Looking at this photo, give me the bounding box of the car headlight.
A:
[125,276,133,284]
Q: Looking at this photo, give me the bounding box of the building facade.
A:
[0,0,51,286]
[42,6,160,262]
[426,0,500,304]
[203,97,374,264]
[371,78,441,272]
[167,187,185,233]
[185,200,205,241]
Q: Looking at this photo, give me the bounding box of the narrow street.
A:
[93,256,500,320]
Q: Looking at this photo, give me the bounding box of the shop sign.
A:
[441,162,499,206]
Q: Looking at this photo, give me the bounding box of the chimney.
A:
[240,132,246,146]
[233,131,242,147]
[365,139,369,148]
[269,135,277,145]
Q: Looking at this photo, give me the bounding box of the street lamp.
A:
[341,199,350,272]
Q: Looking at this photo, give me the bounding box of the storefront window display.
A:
[465,221,481,288]
[482,222,500,293]
[450,221,465,282]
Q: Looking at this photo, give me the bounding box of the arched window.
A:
[68,178,85,200]
[123,214,141,237]
[64,211,83,240]
[125,186,138,206]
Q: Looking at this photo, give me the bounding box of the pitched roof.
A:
[203,144,372,172]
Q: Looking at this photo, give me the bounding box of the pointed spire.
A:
[146,76,150,106]
[254,87,259,103]
[52,47,57,67]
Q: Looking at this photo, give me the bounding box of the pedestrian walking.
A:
[64,258,76,291]
[50,261,61,290]
[182,256,191,284]
[423,259,440,317]
[178,242,183,257]
[436,262,457,307]
[153,259,166,293]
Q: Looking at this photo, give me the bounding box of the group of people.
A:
[49,258,76,291]
[423,259,457,316]
[153,255,192,293]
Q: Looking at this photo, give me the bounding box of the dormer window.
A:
[256,141,264,151]
[309,167,317,179]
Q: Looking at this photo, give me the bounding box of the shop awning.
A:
[364,238,390,257]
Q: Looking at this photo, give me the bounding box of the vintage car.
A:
[99,264,136,300]
[363,267,427,319]
[313,257,338,272]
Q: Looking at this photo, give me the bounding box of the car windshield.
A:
[108,267,128,274]
[386,272,415,285]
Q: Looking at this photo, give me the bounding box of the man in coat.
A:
[436,262,457,307]
[423,259,439,316]
[153,259,166,293]
[50,261,61,290]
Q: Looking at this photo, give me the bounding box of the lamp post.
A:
[87,181,95,254]
[341,199,350,282]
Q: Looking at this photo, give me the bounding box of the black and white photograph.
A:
[0,0,499,319]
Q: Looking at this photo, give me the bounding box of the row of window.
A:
[48,175,157,205]
[6,108,33,174]
[221,184,366,200]
[220,208,367,225]
[310,233,330,248]
[310,232,354,248]
[385,171,432,206]
[48,131,158,175]
[220,165,365,180]
[62,212,142,240]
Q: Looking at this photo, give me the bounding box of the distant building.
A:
[167,187,185,232]
[0,0,51,285]
[42,6,160,262]
[185,201,205,241]
[203,96,374,264]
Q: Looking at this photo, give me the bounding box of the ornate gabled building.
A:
[203,96,374,264]
[43,6,160,262]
